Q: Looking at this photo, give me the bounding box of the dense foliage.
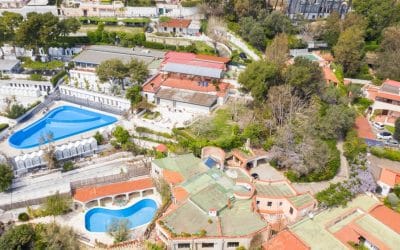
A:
[370,147,400,162]
[0,223,79,250]
[0,164,13,192]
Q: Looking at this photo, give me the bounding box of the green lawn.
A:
[78,25,144,34]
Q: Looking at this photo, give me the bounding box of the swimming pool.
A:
[85,198,158,232]
[8,105,117,149]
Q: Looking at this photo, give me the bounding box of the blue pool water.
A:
[8,105,117,149]
[85,199,158,232]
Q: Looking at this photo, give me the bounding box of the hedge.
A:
[370,147,400,162]
[0,123,9,132]
[50,70,67,86]
[135,126,173,139]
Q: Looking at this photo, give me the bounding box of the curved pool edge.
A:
[84,197,159,233]
[8,105,118,149]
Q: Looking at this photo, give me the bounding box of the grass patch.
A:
[78,25,144,34]
[142,110,160,120]
[385,125,395,134]
[370,147,400,162]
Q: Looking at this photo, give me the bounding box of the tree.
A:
[112,126,130,145]
[0,164,13,192]
[96,59,128,89]
[394,117,400,141]
[265,33,289,67]
[15,12,60,48]
[57,18,81,37]
[107,218,130,243]
[0,224,35,250]
[34,223,79,250]
[0,11,23,43]
[322,11,341,47]
[94,131,104,145]
[333,26,365,76]
[43,192,71,216]
[285,57,324,98]
[262,11,293,39]
[317,105,356,140]
[126,85,143,107]
[377,26,400,80]
[353,0,400,40]
[238,60,279,103]
[127,59,148,85]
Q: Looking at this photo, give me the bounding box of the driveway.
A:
[250,163,285,181]
[227,32,261,61]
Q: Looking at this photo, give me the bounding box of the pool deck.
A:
[0,100,122,157]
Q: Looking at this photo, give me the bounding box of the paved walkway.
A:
[292,141,349,194]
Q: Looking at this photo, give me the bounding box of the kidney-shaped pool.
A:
[85,198,158,232]
[8,105,117,149]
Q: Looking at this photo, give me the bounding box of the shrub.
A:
[62,161,74,172]
[18,212,29,222]
[0,123,9,132]
[316,182,354,207]
[94,131,104,145]
[28,74,46,81]
[370,147,400,162]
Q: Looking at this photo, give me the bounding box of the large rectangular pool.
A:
[8,105,117,149]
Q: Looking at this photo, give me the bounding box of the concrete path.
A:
[227,32,261,61]
[292,141,349,194]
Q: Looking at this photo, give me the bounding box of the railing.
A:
[59,94,126,115]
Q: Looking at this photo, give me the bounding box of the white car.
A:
[377,131,392,140]
[385,139,399,147]
[373,122,385,130]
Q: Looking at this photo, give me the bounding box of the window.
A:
[256,200,260,204]
[279,202,283,206]
[267,201,272,206]
[164,27,167,31]
[289,207,294,214]
[202,243,214,248]
[177,243,190,248]
[227,242,239,248]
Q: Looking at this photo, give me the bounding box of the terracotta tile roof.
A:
[159,19,191,28]
[323,66,339,84]
[264,230,310,250]
[376,91,400,102]
[163,51,229,70]
[155,144,168,153]
[369,205,400,234]
[73,178,153,203]
[383,79,400,88]
[142,73,230,97]
[163,169,185,185]
[333,223,363,248]
[379,167,400,187]
[172,186,189,203]
[365,85,379,100]
[354,116,375,140]
[195,54,230,64]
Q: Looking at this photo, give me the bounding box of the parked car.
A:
[373,122,385,130]
[251,173,259,179]
[385,139,399,147]
[377,131,392,140]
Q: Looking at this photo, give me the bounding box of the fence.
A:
[16,91,60,123]
[60,94,126,115]
[0,190,71,211]
[70,164,150,190]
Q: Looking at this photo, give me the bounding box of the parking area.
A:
[249,163,285,181]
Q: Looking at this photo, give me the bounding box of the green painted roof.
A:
[289,195,380,250]
[219,199,268,236]
[162,202,219,236]
[153,153,208,180]
[255,182,296,197]
[288,193,314,208]
[355,214,400,249]
[190,183,230,213]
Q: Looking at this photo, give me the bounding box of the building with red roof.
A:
[377,167,400,196]
[158,18,200,36]
[263,230,310,250]
[142,51,231,113]
[364,79,400,126]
